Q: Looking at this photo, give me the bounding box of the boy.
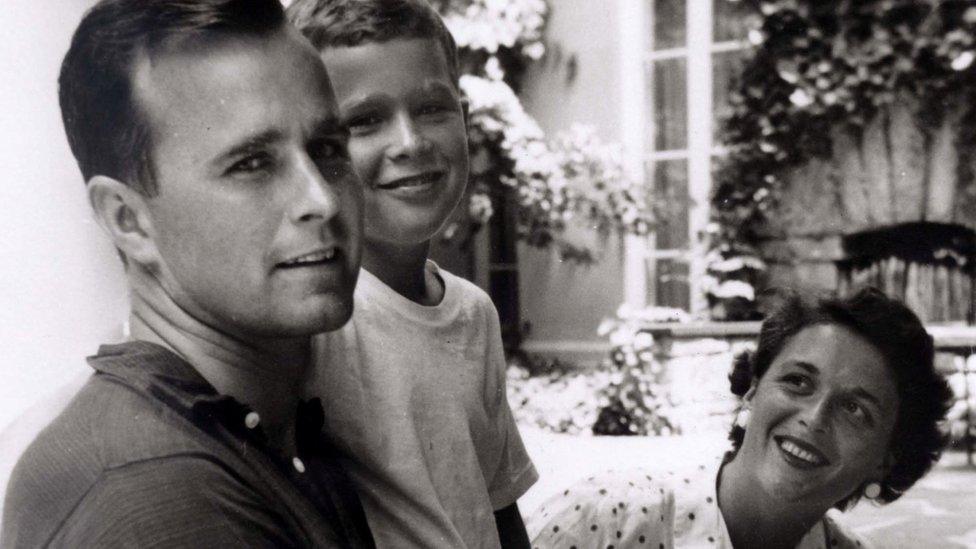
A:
[3,0,372,546]
[288,1,538,547]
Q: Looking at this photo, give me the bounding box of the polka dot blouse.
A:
[527,454,870,549]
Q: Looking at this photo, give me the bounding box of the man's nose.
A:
[289,154,341,223]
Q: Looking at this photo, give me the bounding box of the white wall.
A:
[0,0,127,430]
[517,0,628,359]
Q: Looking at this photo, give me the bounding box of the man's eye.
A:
[226,155,272,176]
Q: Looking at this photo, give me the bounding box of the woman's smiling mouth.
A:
[775,436,829,468]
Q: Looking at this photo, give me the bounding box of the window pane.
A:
[712,48,749,141]
[650,57,687,151]
[713,0,758,42]
[653,0,685,50]
[656,259,691,310]
[648,159,689,250]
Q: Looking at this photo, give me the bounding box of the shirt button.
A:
[244,411,260,429]
[292,457,306,473]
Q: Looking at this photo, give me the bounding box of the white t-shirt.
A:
[309,262,538,548]
[528,453,871,549]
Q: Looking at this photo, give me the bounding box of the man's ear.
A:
[87,175,159,268]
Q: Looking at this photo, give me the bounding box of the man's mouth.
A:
[775,436,829,468]
[375,170,444,190]
[278,247,340,268]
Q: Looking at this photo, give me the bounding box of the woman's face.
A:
[737,323,900,509]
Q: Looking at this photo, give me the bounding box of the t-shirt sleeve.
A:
[48,456,301,549]
[527,470,675,548]
[480,296,539,510]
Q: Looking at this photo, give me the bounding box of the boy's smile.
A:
[321,37,469,251]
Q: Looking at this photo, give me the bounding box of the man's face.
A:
[133,30,362,339]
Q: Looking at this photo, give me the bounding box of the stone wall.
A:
[759,100,976,297]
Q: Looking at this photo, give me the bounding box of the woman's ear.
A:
[742,381,758,404]
[87,175,160,268]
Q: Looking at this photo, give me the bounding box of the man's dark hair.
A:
[59,0,286,195]
[287,0,460,88]
[727,287,953,510]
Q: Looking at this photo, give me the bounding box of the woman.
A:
[529,287,953,548]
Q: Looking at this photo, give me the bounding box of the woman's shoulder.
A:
[818,510,873,549]
[528,468,677,548]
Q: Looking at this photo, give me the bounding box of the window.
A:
[643,0,756,312]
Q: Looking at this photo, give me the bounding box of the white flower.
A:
[709,280,756,301]
[748,29,765,46]
[789,88,814,107]
[468,192,494,223]
[633,332,654,351]
[522,42,546,60]
[952,51,975,72]
[484,56,505,81]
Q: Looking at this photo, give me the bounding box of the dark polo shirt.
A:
[1,341,374,548]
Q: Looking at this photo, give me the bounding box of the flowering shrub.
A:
[432,0,651,260]
[590,305,690,436]
[506,365,608,435]
[946,355,976,447]
[712,0,976,317]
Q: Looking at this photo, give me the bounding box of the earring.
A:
[735,409,751,428]
[863,482,881,500]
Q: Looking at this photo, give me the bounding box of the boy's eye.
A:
[346,113,383,133]
[417,102,456,119]
[310,139,346,161]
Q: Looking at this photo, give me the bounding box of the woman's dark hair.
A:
[727,287,953,509]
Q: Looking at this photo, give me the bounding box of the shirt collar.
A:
[88,340,324,444]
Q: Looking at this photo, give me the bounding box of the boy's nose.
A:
[388,112,431,159]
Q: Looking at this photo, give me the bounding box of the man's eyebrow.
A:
[214,129,284,164]
[850,387,883,409]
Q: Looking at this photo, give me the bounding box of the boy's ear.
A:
[87,175,161,268]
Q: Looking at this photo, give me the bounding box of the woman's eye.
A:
[842,400,868,420]
[781,374,811,392]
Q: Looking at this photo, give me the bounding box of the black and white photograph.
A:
[1,0,975,547]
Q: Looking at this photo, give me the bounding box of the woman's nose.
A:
[797,397,832,433]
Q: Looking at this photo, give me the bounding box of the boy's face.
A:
[321,38,468,251]
[134,30,363,338]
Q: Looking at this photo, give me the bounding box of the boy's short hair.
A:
[287,0,460,88]
[59,0,286,195]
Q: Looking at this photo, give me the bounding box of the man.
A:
[1,0,373,547]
